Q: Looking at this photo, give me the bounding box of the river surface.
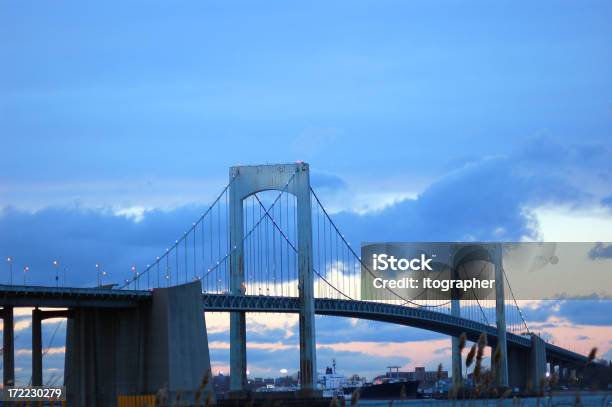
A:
[355,393,611,406]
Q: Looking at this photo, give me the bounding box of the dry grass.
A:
[350,388,361,406]
[587,347,597,366]
[328,395,340,407]
[466,344,477,368]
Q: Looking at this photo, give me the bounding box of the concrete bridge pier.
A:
[493,244,509,388]
[2,306,15,387]
[32,308,42,386]
[65,281,213,406]
[507,345,528,389]
[558,362,567,382]
[450,246,462,389]
[294,164,317,394]
[229,168,247,394]
[530,334,547,390]
[569,368,577,383]
[557,361,570,383]
[450,300,462,388]
[504,334,549,391]
[31,308,71,386]
[550,359,559,380]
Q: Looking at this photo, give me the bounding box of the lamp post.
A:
[52,260,59,287]
[131,265,137,289]
[96,263,100,287]
[23,266,29,285]
[7,257,13,285]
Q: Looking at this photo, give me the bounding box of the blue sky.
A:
[1,0,612,384]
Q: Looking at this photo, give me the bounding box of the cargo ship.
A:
[319,362,419,400]
[353,379,420,400]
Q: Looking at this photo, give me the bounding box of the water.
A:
[355,393,611,406]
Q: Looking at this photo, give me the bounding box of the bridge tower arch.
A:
[228,163,317,393]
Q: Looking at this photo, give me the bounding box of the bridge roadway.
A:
[0,285,587,365]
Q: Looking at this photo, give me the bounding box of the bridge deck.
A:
[0,285,588,365]
[0,284,151,308]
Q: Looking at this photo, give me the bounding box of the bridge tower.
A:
[492,243,509,387]
[451,244,509,388]
[450,246,462,389]
[228,163,317,394]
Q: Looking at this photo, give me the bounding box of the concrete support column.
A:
[451,307,462,388]
[32,309,70,387]
[507,345,529,390]
[32,308,43,386]
[493,244,509,387]
[451,259,462,388]
[530,334,547,390]
[229,166,247,393]
[294,164,317,392]
[2,306,15,387]
[554,361,565,382]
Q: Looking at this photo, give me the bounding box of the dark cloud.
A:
[522,300,612,327]
[333,153,584,243]
[0,204,215,286]
[576,335,590,341]
[0,139,606,286]
[434,347,451,355]
[310,172,347,191]
[315,316,443,344]
[207,315,442,346]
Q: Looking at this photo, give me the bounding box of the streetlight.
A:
[52,260,59,287]
[23,265,29,285]
[7,257,13,285]
[96,263,101,287]
[131,265,137,289]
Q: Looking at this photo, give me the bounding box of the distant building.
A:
[213,373,230,393]
[248,377,275,390]
[375,366,449,388]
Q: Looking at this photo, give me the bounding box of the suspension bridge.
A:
[0,163,592,406]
